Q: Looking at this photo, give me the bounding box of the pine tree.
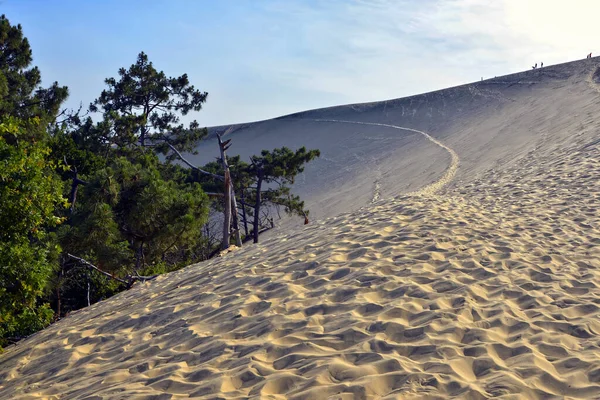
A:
[201,147,320,244]
[50,53,213,317]
[0,15,68,123]
[88,51,208,158]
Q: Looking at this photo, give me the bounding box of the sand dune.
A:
[1,58,600,399]
[192,57,600,223]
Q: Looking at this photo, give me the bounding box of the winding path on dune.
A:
[587,64,600,94]
[311,119,460,198]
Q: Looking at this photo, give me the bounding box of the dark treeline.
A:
[0,15,319,348]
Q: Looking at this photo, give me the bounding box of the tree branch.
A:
[144,142,224,181]
[66,253,159,288]
[67,253,128,284]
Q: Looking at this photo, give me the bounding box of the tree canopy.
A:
[0,15,69,346]
[50,52,214,318]
[0,14,68,122]
[88,51,208,157]
[0,116,65,347]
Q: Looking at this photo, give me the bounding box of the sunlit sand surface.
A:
[1,58,600,399]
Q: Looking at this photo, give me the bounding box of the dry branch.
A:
[66,253,159,288]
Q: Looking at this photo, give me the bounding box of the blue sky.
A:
[3,0,599,126]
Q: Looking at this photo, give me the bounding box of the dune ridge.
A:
[1,59,600,399]
[192,57,600,223]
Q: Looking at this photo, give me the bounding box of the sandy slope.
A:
[305,119,460,197]
[192,57,600,223]
[1,59,600,399]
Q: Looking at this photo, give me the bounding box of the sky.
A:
[2,0,599,127]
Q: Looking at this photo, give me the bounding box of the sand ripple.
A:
[0,132,599,399]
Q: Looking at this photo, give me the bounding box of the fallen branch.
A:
[66,253,159,288]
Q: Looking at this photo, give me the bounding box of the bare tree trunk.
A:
[56,284,61,318]
[65,163,87,215]
[69,174,79,215]
[240,188,249,238]
[55,261,65,319]
[135,242,143,271]
[203,222,210,259]
[222,170,232,250]
[253,171,263,244]
[217,132,242,249]
[230,186,242,247]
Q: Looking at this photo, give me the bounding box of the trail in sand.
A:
[311,119,460,198]
[370,165,382,203]
[586,64,600,94]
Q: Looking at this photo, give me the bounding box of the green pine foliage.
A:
[62,155,209,271]
[207,147,320,243]
[88,51,208,157]
[0,15,68,122]
[0,117,65,347]
[49,53,213,318]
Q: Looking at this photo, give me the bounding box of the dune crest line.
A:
[311,119,459,197]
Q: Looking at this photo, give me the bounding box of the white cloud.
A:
[236,0,600,112]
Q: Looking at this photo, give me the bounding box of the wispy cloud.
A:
[5,0,599,125]
[234,0,599,108]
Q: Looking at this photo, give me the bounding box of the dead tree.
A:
[217,130,242,249]
[149,136,243,251]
